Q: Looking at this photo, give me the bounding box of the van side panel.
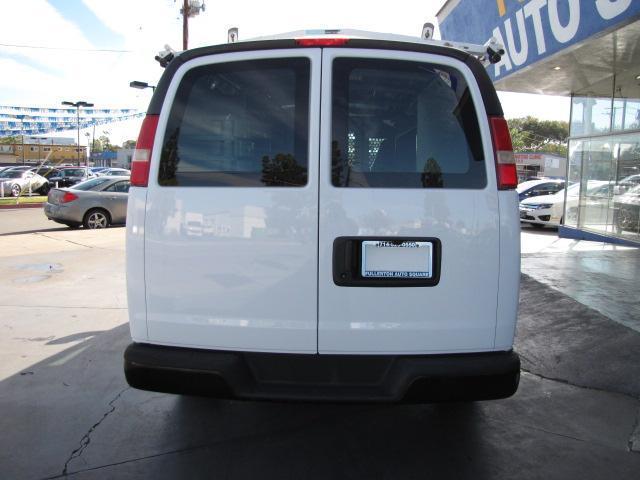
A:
[126,187,148,341]
[494,190,520,349]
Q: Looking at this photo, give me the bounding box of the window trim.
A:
[154,50,318,189]
[328,55,488,189]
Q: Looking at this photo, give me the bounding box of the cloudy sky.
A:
[0,0,570,145]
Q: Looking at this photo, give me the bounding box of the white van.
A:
[124,30,521,402]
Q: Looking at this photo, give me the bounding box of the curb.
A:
[0,203,44,210]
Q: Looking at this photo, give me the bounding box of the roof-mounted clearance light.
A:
[295,38,349,47]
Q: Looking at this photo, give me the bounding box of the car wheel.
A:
[11,184,21,197]
[83,209,110,229]
[38,183,51,195]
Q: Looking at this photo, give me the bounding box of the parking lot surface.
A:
[1,211,639,479]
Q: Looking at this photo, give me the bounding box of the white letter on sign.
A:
[596,0,632,20]
[505,9,529,66]
[548,0,580,43]
[524,0,548,55]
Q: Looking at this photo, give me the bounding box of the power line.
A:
[0,43,133,53]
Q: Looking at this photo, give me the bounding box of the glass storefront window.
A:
[570,97,613,137]
[612,98,640,132]
[565,132,640,242]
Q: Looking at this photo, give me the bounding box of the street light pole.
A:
[129,81,156,92]
[85,132,91,166]
[62,100,94,167]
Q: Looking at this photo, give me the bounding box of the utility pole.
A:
[179,0,205,50]
[183,0,189,50]
[15,115,26,164]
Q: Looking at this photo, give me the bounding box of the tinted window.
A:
[332,58,486,189]
[103,181,130,193]
[63,169,87,177]
[159,58,310,187]
[72,177,112,191]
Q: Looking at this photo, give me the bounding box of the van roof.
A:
[147,35,504,118]
[246,29,498,61]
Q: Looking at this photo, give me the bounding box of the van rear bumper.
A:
[124,343,520,403]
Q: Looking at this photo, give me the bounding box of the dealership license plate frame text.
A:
[361,241,433,279]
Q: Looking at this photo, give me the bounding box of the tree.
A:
[508,116,569,156]
[122,140,137,149]
[0,135,19,145]
[94,135,119,152]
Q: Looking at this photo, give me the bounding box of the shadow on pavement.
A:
[0,226,72,237]
[2,286,640,479]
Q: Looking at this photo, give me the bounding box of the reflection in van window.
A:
[159,58,310,187]
[332,58,486,188]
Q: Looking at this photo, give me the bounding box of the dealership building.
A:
[437,0,640,245]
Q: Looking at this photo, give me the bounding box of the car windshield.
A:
[516,181,543,193]
[0,170,24,179]
[71,177,112,191]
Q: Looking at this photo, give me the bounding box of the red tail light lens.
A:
[295,38,349,47]
[489,116,517,190]
[61,191,78,203]
[131,114,159,187]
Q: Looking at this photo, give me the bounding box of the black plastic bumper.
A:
[124,343,520,403]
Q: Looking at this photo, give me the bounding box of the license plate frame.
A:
[332,237,442,287]
[361,240,433,279]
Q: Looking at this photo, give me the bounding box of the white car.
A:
[516,179,565,202]
[0,169,48,197]
[123,29,521,402]
[520,181,611,228]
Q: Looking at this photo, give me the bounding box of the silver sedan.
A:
[44,176,130,229]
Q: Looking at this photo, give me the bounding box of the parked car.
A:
[90,167,109,175]
[101,168,131,177]
[28,167,64,194]
[520,181,611,228]
[49,167,95,188]
[0,169,48,197]
[516,179,565,202]
[613,185,640,234]
[123,29,522,403]
[44,176,130,228]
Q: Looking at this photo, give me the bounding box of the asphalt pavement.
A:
[0,211,638,479]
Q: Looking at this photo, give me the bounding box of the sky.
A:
[0,0,570,146]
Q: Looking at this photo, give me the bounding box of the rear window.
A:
[331,58,486,188]
[159,57,310,187]
[72,177,111,191]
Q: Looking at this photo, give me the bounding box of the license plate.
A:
[361,241,432,278]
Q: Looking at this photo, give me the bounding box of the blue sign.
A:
[439,0,640,82]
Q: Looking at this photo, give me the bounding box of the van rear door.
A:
[318,49,500,354]
[144,50,321,353]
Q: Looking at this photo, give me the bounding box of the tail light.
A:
[61,191,78,203]
[295,38,349,47]
[489,116,517,190]
[131,114,159,187]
